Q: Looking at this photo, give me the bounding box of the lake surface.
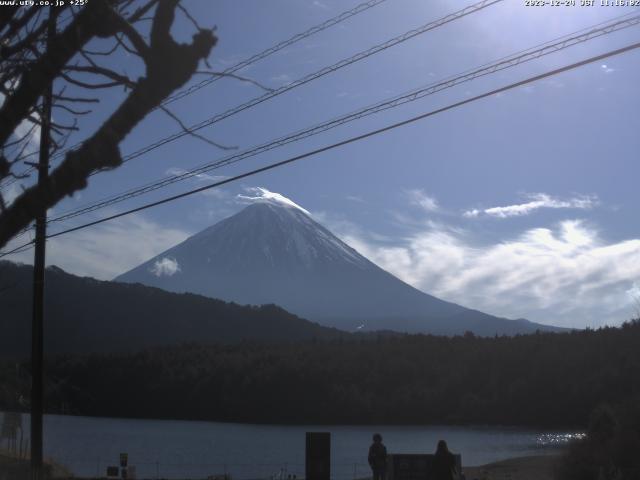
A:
[5,413,583,479]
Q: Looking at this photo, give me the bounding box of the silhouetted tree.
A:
[2,318,639,427]
[0,0,219,249]
[558,397,640,480]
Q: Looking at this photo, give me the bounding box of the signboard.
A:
[305,432,330,480]
[388,454,462,480]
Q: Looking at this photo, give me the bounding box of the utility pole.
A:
[30,7,54,480]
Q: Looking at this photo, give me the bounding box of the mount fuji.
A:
[115,200,561,336]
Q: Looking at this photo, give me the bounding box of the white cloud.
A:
[150,257,181,277]
[165,167,228,198]
[463,209,481,218]
[0,92,41,182]
[601,64,615,74]
[543,79,565,89]
[3,213,190,280]
[2,183,22,208]
[407,189,439,212]
[335,219,640,328]
[270,73,292,85]
[165,167,227,183]
[627,282,640,302]
[13,116,41,156]
[237,187,310,215]
[464,193,598,218]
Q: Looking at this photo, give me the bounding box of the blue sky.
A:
[4,0,640,328]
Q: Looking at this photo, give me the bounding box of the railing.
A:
[22,458,372,480]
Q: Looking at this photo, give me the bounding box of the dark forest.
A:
[2,320,639,428]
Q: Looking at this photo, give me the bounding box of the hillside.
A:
[2,321,638,427]
[116,201,564,336]
[0,261,345,358]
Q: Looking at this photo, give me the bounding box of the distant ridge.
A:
[0,261,345,359]
[116,201,565,336]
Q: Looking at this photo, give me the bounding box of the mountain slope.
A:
[0,261,345,359]
[116,201,562,335]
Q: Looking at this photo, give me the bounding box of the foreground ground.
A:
[1,451,560,480]
[462,454,560,480]
[0,451,72,479]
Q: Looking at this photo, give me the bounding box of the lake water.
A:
[5,413,583,479]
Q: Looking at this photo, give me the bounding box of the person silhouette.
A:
[368,433,387,480]
[431,440,457,480]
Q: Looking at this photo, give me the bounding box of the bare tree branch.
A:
[177,3,201,31]
[0,7,38,45]
[52,104,93,116]
[63,66,136,88]
[159,105,236,151]
[127,0,160,23]
[0,0,218,248]
[53,95,100,104]
[0,6,20,35]
[115,20,151,60]
[113,33,145,59]
[0,16,48,60]
[3,122,37,149]
[0,0,118,148]
[82,41,120,57]
[194,70,274,92]
[60,72,130,90]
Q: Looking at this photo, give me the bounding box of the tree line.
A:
[1,320,639,428]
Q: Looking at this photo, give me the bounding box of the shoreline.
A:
[1,409,585,431]
[462,454,562,480]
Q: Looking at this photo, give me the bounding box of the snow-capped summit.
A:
[115,201,560,335]
[237,186,311,215]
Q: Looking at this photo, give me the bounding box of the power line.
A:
[108,0,503,167]
[45,12,640,226]
[162,0,389,106]
[0,238,35,257]
[3,39,638,259]
[0,0,389,190]
[9,0,501,189]
[3,0,511,244]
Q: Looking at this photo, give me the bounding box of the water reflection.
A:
[536,432,586,446]
[3,413,586,479]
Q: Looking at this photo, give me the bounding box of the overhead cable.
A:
[47,12,640,225]
[3,39,638,258]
